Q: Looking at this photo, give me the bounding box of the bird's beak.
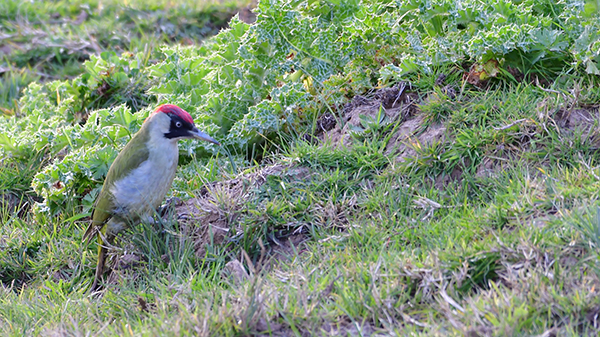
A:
[190,127,220,145]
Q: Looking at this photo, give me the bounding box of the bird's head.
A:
[147,104,220,145]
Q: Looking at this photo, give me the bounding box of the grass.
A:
[3,123,600,335]
[2,1,600,336]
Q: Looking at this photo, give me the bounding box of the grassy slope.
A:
[2,2,600,337]
[0,0,245,114]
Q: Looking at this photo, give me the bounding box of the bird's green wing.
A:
[83,128,150,242]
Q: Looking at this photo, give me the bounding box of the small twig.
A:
[0,33,15,41]
[493,118,528,131]
[535,78,563,95]
[400,312,429,328]
[439,283,465,313]
[413,196,441,209]
[485,155,509,162]
[457,75,468,101]
[391,81,408,107]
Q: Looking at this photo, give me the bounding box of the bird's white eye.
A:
[175,121,182,128]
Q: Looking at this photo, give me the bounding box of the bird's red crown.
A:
[154,104,194,125]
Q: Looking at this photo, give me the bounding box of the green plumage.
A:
[84,125,150,240]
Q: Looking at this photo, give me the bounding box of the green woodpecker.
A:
[83,104,220,291]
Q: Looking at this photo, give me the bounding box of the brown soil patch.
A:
[387,117,446,163]
[537,96,600,132]
[537,97,600,151]
[236,5,257,24]
[555,107,598,130]
[320,83,449,166]
[321,83,420,148]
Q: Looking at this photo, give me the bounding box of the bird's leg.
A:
[90,234,115,292]
[158,197,182,218]
[90,220,123,292]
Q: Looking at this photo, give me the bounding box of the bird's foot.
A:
[90,268,112,295]
[158,197,183,218]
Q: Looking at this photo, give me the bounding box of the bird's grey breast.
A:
[110,141,179,218]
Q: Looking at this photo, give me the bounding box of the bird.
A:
[83,104,220,291]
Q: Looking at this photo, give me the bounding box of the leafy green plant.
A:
[30,105,145,216]
[348,105,392,141]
